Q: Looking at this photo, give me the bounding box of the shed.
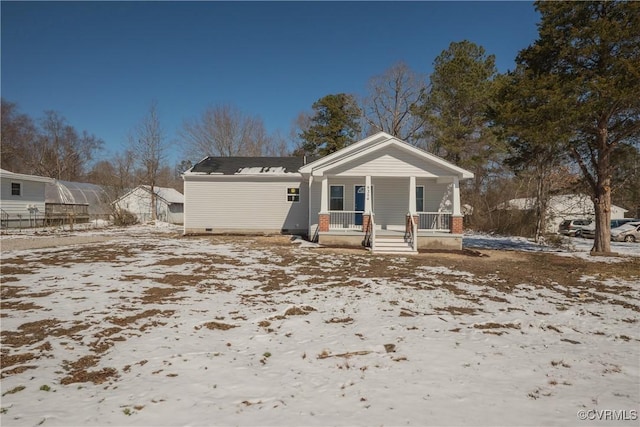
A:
[114,185,184,224]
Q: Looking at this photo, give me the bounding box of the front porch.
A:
[299,132,473,253]
[313,175,465,253]
[317,225,464,252]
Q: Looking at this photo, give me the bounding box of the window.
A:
[416,186,424,212]
[330,185,344,210]
[11,182,21,196]
[287,187,300,202]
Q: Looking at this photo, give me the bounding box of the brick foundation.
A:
[406,215,419,233]
[319,213,330,232]
[450,216,463,234]
[363,214,371,233]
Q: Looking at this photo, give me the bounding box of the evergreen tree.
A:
[419,41,505,193]
[492,67,572,241]
[300,94,362,156]
[516,1,640,253]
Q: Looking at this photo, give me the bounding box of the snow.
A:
[1,226,638,426]
[235,167,292,175]
[463,232,639,261]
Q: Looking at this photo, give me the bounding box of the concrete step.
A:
[372,237,416,254]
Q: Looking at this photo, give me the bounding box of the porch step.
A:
[372,237,417,254]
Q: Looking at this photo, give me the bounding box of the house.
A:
[114,185,184,224]
[183,132,474,253]
[499,194,628,233]
[0,168,54,228]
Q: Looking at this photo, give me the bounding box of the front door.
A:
[354,185,366,225]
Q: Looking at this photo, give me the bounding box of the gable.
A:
[299,132,473,179]
[327,144,454,177]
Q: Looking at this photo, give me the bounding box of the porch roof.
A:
[299,132,474,179]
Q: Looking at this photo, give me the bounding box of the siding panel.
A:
[184,177,308,233]
[331,145,454,177]
[0,178,47,217]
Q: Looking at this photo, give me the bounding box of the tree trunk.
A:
[150,184,157,222]
[591,180,612,253]
[591,119,614,254]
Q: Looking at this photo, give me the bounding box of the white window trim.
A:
[416,185,425,212]
[11,182,22,197]
[286,187,300,203]
[330,185,344,211]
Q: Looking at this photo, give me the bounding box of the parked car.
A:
[559,219,592,237]
[611,222,640,243]
[581,218,640,239]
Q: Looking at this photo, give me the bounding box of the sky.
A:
[1,1,541,166]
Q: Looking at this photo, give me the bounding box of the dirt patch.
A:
[0,235,113,252]
[196,321,238,331]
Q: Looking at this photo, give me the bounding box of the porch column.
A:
[319,176,329,232]
[450,176,463,234]
[452,176,461,216]
[320,176,328,213]
[363,175,372,233]
[407,176,418,233]
[365,175,372,214]
[408,176,416,215]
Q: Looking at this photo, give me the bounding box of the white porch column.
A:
[320,176,329,213]
[365,175,372,214]
[452,176,461,216]
[408,176,416,215]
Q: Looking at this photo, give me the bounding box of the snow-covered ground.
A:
[1,225,638,426]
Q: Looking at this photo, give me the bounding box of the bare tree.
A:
[180,103,274,160]
[129,102,166,221]
[1,101,102,180]
[362,62,428,143]
[1,99,37,173]
[87,150,136,201]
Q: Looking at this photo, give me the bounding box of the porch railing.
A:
[0,209,8,229]
[418,212,451,232]
[329,210,363,230]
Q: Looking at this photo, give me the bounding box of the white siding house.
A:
[183,158,309,234]
[0,169,53,228]
[501,194,628,233]
[114,185,184,224]
[183,132,474,252]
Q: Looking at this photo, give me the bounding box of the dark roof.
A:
[189,156,316,175]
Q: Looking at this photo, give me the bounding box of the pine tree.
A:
[516,1,640,253]
[300,94,362,156]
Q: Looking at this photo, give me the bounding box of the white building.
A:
[183,132,474,253]
[0,168,53,228]
[114,185,184,225]
[500,194,628,233]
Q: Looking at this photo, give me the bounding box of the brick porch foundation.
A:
[450,215,463,234]
[319,213,330,232]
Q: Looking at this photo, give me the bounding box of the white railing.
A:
[369,213,376,252]
[418,212,451,232]
[329,210,363,230]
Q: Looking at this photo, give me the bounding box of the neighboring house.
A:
[114,185,184,224]
[0,168,54,228]
[499,194,628,233]
[183,132,474,253]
